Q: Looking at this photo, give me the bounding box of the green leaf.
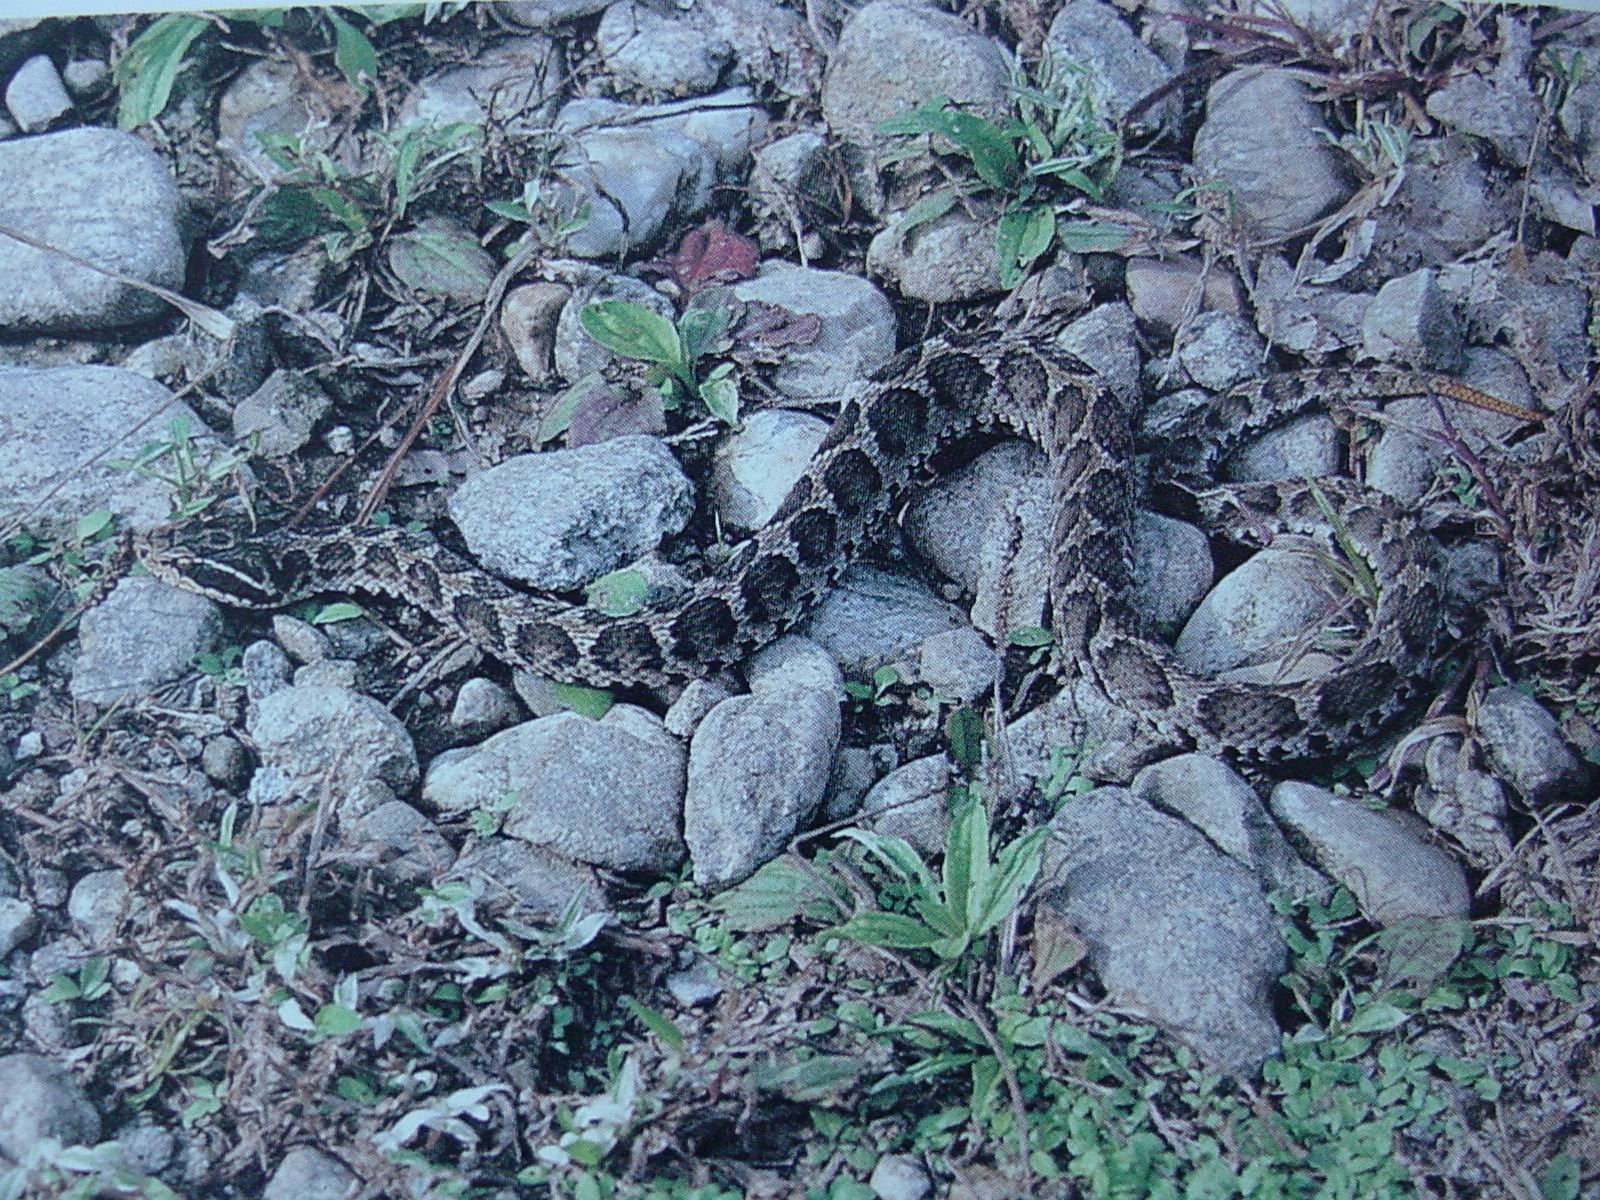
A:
[1538,1153,1580,1200]
[893,189,959,242]
[326,11,379,98]
[585,568,650,617]
[677,305,730,365]
[877,95,958,137]
[943,797,988,932]
[1056,220,1131,254]
[943,110,1019,190]
[754,1055,864,1102]
[621,996,684,1051]
[838,828,935,892]
[387,224,496,302]
[969,1054,1002,1118]
[970,827,1047,937]
[710,856,848,931]
[579,301,683,367]
[827,912,944,950]
[945,707,986,771]
[699,363,740,426]
[313,1003,363,1038]
[75,509,114,543]
[115,14,209,130]
[310,601,363,624]
[551,681,613,719]
[1007,626,1053,648]
[1343,1000,1412,1034]
[485,199,532,222]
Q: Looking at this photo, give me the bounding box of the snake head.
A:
[137,513,296,608]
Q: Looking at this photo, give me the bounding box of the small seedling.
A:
[580,300,741,425]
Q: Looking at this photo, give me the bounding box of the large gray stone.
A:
[69,577,222,705]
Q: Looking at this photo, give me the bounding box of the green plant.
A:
[878,54,1126,287]
[580,300,740,425]
[111,418,253,520]
[0,1137,181,1200]
[43,957,113,1005]
[843,664,901,710]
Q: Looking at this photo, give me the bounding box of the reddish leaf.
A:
[667,220,760,292]
[567,382,667,448]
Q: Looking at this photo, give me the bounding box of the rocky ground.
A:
[0,2,1596,1197]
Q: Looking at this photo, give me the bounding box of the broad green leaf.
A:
[115,14,209,130]
[621,996,684,1051]
[943,797,987,929]
[710,856,848,931]
[838,828,935,891]
[1056,220,1131,254]
[387,224,496,302]
[753,1055,864,1102]
[943,110,1019,190]
[310,601,363,624]
[585,568,650,617]
[75,509,114,543]
[970,827,1047,937]
[1007,626,1053,648]
[1344,1000,1412,1034]
[893,189,959,241]
[877,95,958,137]
[996,205,1055,289]
[827,912,943,950]
[969,1054,1002,1118]
[677,304,730,364]
[536,377,591,444]
[911,895,967,940]
[905,1009,986,1047]
[326,11,379,98]
[485,199,532,222]
[699,363,740,426]
[551,681,613,719]
[314,1003,363,1037]
[945,707,986,770]
[580,301,683,367]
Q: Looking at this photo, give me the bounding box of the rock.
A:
[0,1053,101,1160]
[596,0,733,94]
[823,743,891,823]
[1043,0,1177,129]
[1054,303,1140,406]
[1131,754,1328,901]
[6,54,71,131]
[556,89,767,179]
[349,800,455,884]
[750,131,838,249]
[271,615,331,664]
[860,754,952,856]
[685,673,841,888]
[1239,0,1370,49]
[0,367,228,533]
[869,1154,931,1200]
[1424,19,1541,164]
[1360,268,1463,371]
[69,578,222,705]
[664,677,736,737]
[665,957,723,1006]
[201,737,249,787]
[247,686,419,813]
[0,897,38,958]
[1476,687,1587,806]
[261,1146,360,1200]
[1175,311,1264,391]
[909,626,997,703]
[1222,415,1341,482]
[802,566,969,677]
[1251,254,1370,356]
[687,0,821,96]
[450,678,522,734]
[1125,257,1245,331]
[1369,135,1517,270]
[727,265,896,400]
[746,634,844,699]
[499,0,609,26]
[242,639,292,702]
[822,0,1011,212]
[218,59,352,183]
[1438,249,1590,399]
[294,660,358,690]
[1415,736,1510,863]
[448,435,693,590]
[114,1122,174,1177]
[1173,540,1341,678]
[1192,68,1352,241]
[0,564,56,642]
[1269,782,1472,925]
[233,370,332,458]
[423,707,686,874]
[500,282,570,382]
[445,838,606,922]
[1039,787,1285,1074]
[398,34,564,132]
[67,869,128,947]
[60,59,106,98]
[1130,512,1215,641]
[866,204,1004,302]
[553,268,677,381]
[711,409,830,529]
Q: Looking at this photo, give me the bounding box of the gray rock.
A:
[67,869,128,947]
[294,659,358,690]
[711,408,830,529]
[0,367,228,534]
[1437,250,1590,399]
[242,639,292,702]
[665,957,724,1006]
[1415,736,1510,863]
[398,34,564,132]
[822,743,886,823]
[386,217,497,302]
[1173,540,1340,678]
[60,59,106,98]
[6,54,71,131]
[1175,311,1264,391]
[553,268,678,382]
[114,1122,174,1177]
[218,59,355,182]
[1370,135,1516,270]
[1360,268,1463,371]
[69,577,222,705]
[1039,787,1285,1074]
[689,0,821,96]
[596,0,733,94]
[664,677,736,738]
[248,685,419,812]
[1251,254,1370,356]
[1476,686,1587,806]
[0,897,38,958]
[750,131,838,248]
[746,634,844,699]
[1424,18,1540,164]
[450,678,522,734]
[1044,0,1178,130]
[909,627,997,703]
[499,0,609,26]
[727,265,897,400]
[449,435,693,591]
[1222,414,1341,482]
[271,614,331,664]
[234,370,332,458]
[1269,782,1472,925]
[424,707,687,874]
[349,800,454,884]
[0,1053,101,1160]
[444,838,606,922]
[1055,303,1141,406]
[552,116,714,258]
[1131,754,1329,901]
[869,1154,931,1200]
[802,566,969,677]
[860,754,952,856]
[261,1146,360,1200]
[500,281,570,382]
[686,673,841,887]
[1192,67,1352,241]
[1124,257,1245,332]
[201,736,249,787]
[866,204,1004,302]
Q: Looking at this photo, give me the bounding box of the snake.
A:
[138,330,1496,768]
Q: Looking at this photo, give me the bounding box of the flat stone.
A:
[69,577,222,705]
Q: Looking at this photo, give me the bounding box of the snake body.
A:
[141,332,1454,766]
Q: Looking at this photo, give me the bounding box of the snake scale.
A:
[141,332,1472,767]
